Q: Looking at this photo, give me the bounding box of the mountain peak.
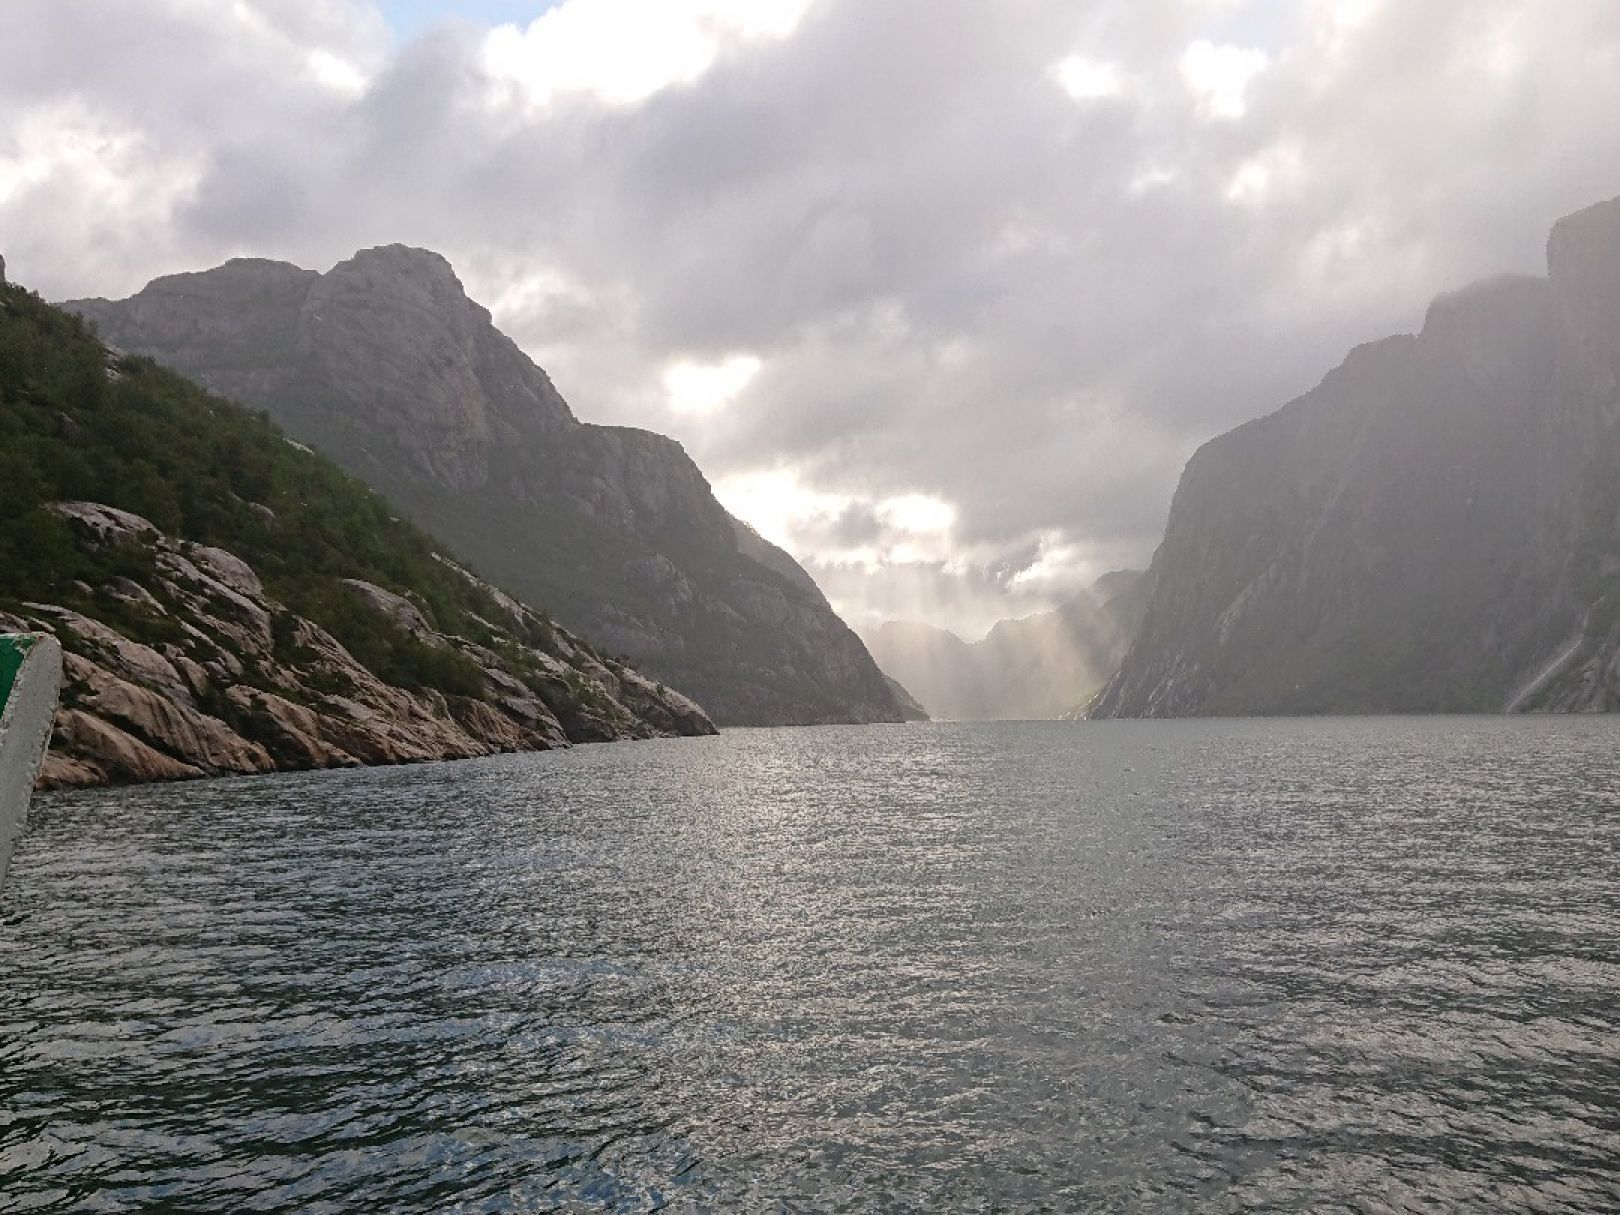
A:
[328,244,463,291]
[139,257,317,303]
[1547,193,1620,287]
[1420,273,1547,340]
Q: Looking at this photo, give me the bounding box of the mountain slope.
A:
[882,675,930,722]
[868,572,1146,719]
[1094,195,1620,717]
[66,248,901,727]
[0,274,713,787]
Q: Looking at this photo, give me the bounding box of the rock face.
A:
[67,248,902,726]
[1094,194,1620,717]
[882,675,930,722]
[869,572,1148,720]
[13,503,714,789]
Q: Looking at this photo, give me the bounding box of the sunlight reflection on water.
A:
[2,718,1618,1211]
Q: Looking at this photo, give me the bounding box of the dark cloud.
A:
[6,0,1620,632]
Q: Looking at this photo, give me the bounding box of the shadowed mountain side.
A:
[1094,194,1620,717]
[66,247,901,726]
[868,572,1148,720]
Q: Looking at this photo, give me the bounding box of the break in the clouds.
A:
[6,0,1620,638]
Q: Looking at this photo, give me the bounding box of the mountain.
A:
[0,275,713,788]
[882,675,930,722]
[1094,194,1620,717]
[65,248,901,727]
[869,622,982,720]
[868,572,1147,719]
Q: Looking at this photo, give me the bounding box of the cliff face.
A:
[1094,195,1620,717]
[68,248,901,726]
[869,572,1147,720]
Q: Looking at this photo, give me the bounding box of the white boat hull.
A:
[0,635,62,894]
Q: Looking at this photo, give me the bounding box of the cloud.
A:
[7,0,1620,636]
[482,0,812,108]
[1052,55,1125,102]
[1179,39,1269,118]
[664,352,762,415]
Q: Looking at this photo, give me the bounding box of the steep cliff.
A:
[869,572,1146,720]
[67,248,901,726]
[0,282,713,788]
[1094,195,1620,717]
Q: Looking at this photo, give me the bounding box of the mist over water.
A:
[2,720,1618,1211]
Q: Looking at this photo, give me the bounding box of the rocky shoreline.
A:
[16,503,715,791]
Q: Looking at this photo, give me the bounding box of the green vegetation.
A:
[0,282,523,700]
[0,635,36,714]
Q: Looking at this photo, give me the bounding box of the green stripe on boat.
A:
[0,635,38,718]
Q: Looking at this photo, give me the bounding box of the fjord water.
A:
[2,721,1617,1211]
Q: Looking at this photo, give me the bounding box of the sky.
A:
[5,1,1620,639]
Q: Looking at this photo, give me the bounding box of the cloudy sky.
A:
[5,0,1620,638]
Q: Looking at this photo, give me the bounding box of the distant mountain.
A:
[1095,194,1620,717]
[869,622,981,720]
[0,276,713,788]
[868,573,1148,720]
[66,247,901,727]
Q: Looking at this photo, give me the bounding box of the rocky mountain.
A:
[868,572,1147,719]
[882,675,930,722]
[66,248,901,726]
[1094,194,1620,717]
[0,280,713,788]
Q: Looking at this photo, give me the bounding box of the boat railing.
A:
[0,634,63,894]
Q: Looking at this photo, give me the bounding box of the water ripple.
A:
[1,718,1618,1211]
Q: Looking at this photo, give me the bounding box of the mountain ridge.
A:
[66,246,903,727]
[1093,194,1620,717]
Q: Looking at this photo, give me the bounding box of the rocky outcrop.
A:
[1094,194,1620,717]
[869,572,1147,720]
[13,502,714,789]
[67,248,902,726]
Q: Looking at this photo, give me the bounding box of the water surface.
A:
[2,719,1618,1211]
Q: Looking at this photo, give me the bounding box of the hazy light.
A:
[877,493,956,535]
[713,468,852,550]
[306,49,369,97]
[664,353,762,415]
[1333,0,1380,30]
[1129,164,1179,195]
[1008,531,1089,592]
[1052,55,1123,101]
[1180,39,1268,119]
[1225,143,1301,204]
